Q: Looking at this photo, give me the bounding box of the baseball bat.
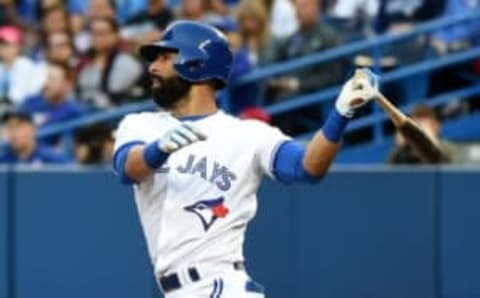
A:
[352,69,446,163]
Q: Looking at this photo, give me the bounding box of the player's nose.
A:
[149,58,164,74]
[148,62,160,75]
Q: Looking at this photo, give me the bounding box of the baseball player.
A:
[113,21,377,297]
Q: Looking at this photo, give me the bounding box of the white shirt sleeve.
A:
[249,121,291,178]
[9,58,46,106]
[114,114,149,153]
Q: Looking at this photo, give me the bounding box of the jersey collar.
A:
[177,110,220,122]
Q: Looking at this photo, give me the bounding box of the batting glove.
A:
[335,68,379,118]
[158,122,207,153]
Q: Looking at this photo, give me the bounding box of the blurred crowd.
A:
[0,0,479,166]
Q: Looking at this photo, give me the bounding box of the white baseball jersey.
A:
[114,110,290,277]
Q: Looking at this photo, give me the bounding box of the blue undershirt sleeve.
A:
[272,141,320,184]
[113,141,145,185]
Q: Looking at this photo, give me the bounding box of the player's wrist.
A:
[143,141,170,169]
[322,108,349,143]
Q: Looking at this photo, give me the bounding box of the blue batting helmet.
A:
[139,20,233,89]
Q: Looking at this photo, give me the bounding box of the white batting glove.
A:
[335,68,379,118]
[158,122,207,153]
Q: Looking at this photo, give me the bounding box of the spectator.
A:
[74,122,114,165]
[325,0,379,41]
[39,3,70,35]
[19,0,82,25]
[269,0,343,99]
[329,0,379,19]
[267,0,344,134]
[66,0,148,24]
[212,17,260,115]
[387,105,460,164]
[121,0,174,48]
[72,0,118,54]
[432,0,480,54]
[179,0,205,20]
[375,0,445,33]
[20,62,85,145]
[0,26,46,109]
[269,0,298,40]
[77,17,145,109]
[208,0,231,17]
[428,0,480,110]
[124,0,173,31]
[356,0,445,106]
[114,0,149,24]
[236,0,273,66]
[0,0,22,27]
[30,3,71,60]
[169,0,237,13]
[88,0,116,20]
[45,31,79,70]
[179,0,220,23]
[0,109,69,164]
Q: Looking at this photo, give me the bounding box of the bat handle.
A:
[374,91,408,127]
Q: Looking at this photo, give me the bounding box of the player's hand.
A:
[335,68,379,118]
[158,122,207,153]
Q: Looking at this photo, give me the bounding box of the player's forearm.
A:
[125,145,157,181]
[302,107,348,177]
[303,131,341,177]
[124,140,175,181]
[302,68,379,176]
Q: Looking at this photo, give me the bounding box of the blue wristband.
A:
[322,108,349,143]
[143,141,170,169]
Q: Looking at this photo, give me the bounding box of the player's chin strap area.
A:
[158,261,246,293]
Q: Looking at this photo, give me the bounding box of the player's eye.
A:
[156,53,169,61]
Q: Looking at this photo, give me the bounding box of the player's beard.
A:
[151,75,192,110]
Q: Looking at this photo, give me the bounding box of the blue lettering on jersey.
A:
[217,170,237,191]
[191,156,207,179]
[177,154,194,173]
[175,154,237,191]
[209,162,224,182]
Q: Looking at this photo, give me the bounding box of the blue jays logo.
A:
[184,198,229,231]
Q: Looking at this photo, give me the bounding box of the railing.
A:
[262,46,480,116]
[2,9,480,153]
[298,84,480,140]
[233,8,480,86]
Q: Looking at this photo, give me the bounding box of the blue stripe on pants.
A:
[210,279,218,298]
[216,279,224,297]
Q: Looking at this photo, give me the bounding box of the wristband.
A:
[143,141,169,169]
[322,108,349,143]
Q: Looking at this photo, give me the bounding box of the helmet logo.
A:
[199,39,211,52]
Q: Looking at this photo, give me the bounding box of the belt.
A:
[159,261,245,293]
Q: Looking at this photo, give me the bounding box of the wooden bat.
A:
[352,69,446,163]
[377,92,449,163]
